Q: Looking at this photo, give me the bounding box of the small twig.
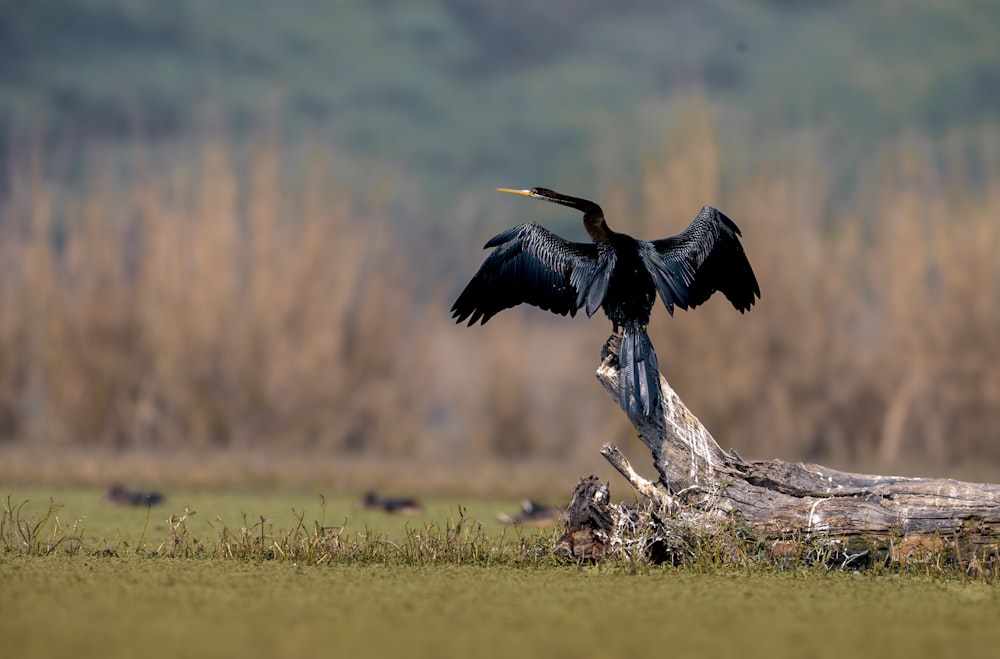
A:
[600,443,675,513]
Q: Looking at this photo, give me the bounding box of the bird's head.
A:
[497,187,604,221]
[496,187,558,201]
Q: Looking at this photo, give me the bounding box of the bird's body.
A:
[357,491,425,516]
[103,484,165,507]
[452,187,760,430]
[496,500,565,527]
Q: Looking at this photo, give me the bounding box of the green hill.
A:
[2,0,998,198]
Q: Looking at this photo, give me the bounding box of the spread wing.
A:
[451,223,599,326]
[640,206,760,315]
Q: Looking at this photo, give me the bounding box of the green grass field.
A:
[2,487,532,548]
[5,556,1000,659]
[3,488,1000,659]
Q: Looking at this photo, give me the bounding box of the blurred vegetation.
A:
[2,0,999,196]
[1,1,1000,477]
[1,111,999,473]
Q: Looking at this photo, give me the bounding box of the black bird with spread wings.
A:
[452,187,760,431]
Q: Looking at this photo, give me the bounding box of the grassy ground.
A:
[1,487,556,553]
[3,487,1000,659]
[4,557,1000,659]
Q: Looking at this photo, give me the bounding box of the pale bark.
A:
[560,335,1000,563]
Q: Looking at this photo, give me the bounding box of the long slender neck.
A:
[537,190,614,243]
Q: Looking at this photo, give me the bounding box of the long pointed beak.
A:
[496,188,533,197]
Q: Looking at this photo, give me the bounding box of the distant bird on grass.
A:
[103,484,165,507]
[357,491,425,516]
[452,187,760,429]
[496,500,565,527]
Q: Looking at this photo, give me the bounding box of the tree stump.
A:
[558,334,1000,566]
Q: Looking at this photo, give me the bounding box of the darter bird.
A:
[496,500,565,527]
[357,491,425,516]
[451,187,760,430]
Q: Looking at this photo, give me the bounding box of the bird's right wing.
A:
[451,223,598,325]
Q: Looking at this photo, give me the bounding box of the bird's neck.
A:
[584,211,614,242]
[538,190,614,242]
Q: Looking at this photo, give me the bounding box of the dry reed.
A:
[0,138,433,455]
[1,116,1000,484]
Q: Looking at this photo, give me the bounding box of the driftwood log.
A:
[559,334,1000,566]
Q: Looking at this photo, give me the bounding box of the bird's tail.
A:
[618,321,664,429]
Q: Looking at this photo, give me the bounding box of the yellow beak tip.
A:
[496,187,532,197]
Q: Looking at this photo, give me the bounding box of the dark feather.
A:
[580,243,616,317]
[644,205,761,314]
[451,223,598,325]
[618,321,663,426]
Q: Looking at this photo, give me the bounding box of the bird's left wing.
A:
[641,206,760,314]
[451,223,598,325]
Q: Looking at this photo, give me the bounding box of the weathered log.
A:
[559,476,614,561]
[559,334,1000,564]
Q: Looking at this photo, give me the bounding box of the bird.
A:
[496,499,565,527]
[103,484,165,507]
[357,491,425,516]
[451,187,760,430]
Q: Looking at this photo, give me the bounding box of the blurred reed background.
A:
[1,102,999,489]
[2,1,999,490]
